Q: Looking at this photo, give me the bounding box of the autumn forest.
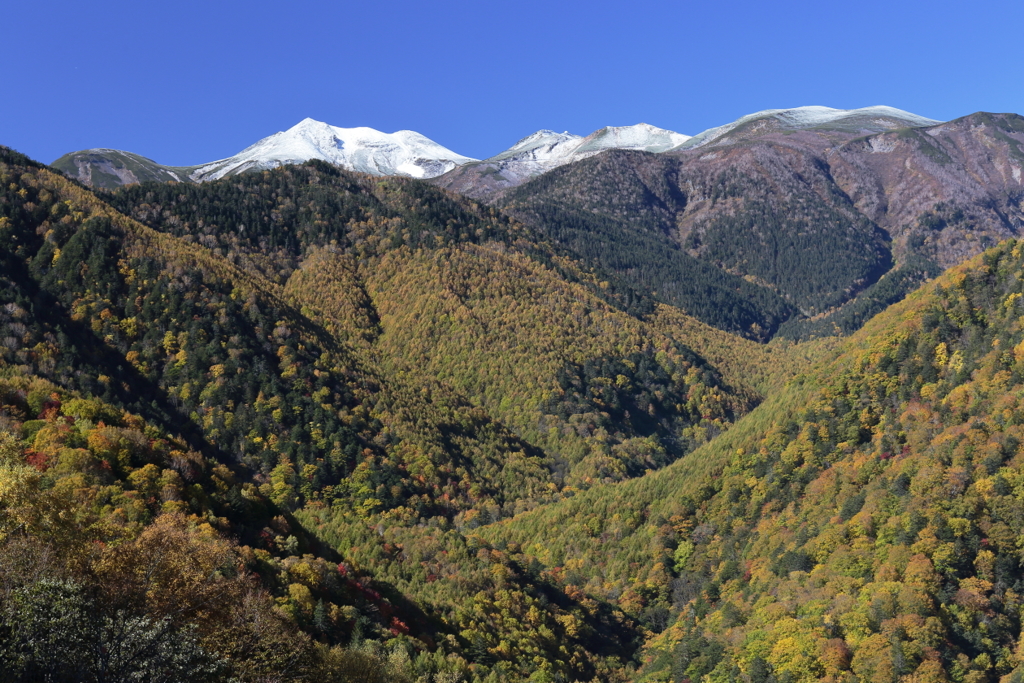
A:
[3,110,1024,683]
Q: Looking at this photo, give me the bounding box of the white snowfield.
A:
[190,118,476,181]
[679,106,942,150]
[469,123,692,181]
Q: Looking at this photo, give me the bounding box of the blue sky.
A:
[3,0,1022,166]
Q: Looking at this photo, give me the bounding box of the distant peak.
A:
[681,105,942,149]
[518,129,580,142]
[759,105,941,127]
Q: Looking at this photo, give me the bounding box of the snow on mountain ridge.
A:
[577,123,692,154]
[55,106,944,193]
[680,106,942,150]
[191,118,476,181]
[477,123,691,182]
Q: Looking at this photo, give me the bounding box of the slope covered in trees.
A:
[496,146,905,343]
[481,236,1024,682]
[1,146,794,680]
[496,151,798,340]
[12,131,1024,681]
[104,161,763,490]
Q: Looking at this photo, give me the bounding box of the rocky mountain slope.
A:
[680,105,940,150]
[431,106,936,202]
[432,123,691,200]
[49,148,199,187]
[497,111,1024,340]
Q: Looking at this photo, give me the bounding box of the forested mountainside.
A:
[483,237,1024,682]
[52,111,1024,345]
[8,118,1024,682]
[0,146,803,681]
[102,160,767,475]
[492,113,1024,342]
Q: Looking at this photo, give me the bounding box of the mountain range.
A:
[490,109,1024,342]
[4,102,1024,682]
[53,105,935,192]
[61,104,1018,341]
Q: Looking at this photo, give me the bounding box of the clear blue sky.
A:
[3,0,1022,166]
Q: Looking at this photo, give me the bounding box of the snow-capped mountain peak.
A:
[479,123,690,174]
[191,119,475,181]
[576,123,692,155]
[682,106,942,149]
[431,122,694,198]
[499,130,582,157]
[490,130,584,164]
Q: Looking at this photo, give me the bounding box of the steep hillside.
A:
[495,113,1024,342]
[496,146,877,339]
[829,112,1024,268]
[482,236,1024,682]
[3,146,798,680]
[105,162,761,490]
[431,107,938,203]
[0,147,474,680]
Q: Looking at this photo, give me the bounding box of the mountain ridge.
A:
[51,105,941,192]
[495,111,1024,343]
[679,105,942,150]
[432,123,692,200]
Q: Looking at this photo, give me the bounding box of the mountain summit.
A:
[52,106,939,192]
[52,119,475,187]
[192,118,476,181]
[681,105,942,149]
[431,122,691,199]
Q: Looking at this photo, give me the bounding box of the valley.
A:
[3,104,1024,682]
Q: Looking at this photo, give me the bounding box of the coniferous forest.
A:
[3,110,1024,683]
